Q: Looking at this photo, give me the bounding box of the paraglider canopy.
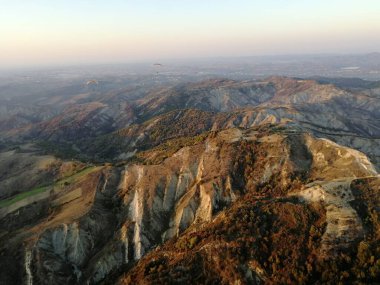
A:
[86,79,99,86]
[153,63,164,76]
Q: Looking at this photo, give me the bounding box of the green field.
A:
[55,166,97,187]
[0,166,98,209]
[0,185,49,208]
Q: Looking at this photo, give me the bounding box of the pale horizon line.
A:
[2,51,380,73]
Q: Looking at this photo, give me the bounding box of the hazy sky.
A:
[1,0,380,67]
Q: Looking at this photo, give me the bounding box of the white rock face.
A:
[290,133,379,257]
[91,250,123,283]
[50,222,91,265]
[195,185,213,223]
[120,225,129,264]
[305,135,378,180]
[136,166,146,260]
[129,180,144,260]
[297,180,364,256]
[119,129,250,254]
[316,138,377,175]
[24,250,33,285]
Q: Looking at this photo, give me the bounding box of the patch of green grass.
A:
[55,166,97,187]
[0,185,49,208]
[0,166,99,208]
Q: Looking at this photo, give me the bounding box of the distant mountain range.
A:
[2,76,379,166]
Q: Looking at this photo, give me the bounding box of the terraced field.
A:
[0,166,98,210]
